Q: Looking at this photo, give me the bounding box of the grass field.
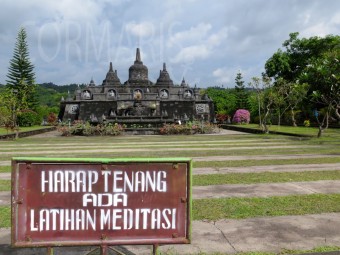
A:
[0,125,51,135]
[0,126,340,253]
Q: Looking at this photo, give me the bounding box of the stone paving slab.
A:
[1,180,339,206]
[1,154,338,166]
[1,213,340,254]
[0,192,10,206]
[192,180,340,199]
[0,173,10,180]
[1,163,339,179]
[0,142,291,152]
[194,163,340,174]
[0,145,319,156]
[0,162,10,166]
[193,154,340,162]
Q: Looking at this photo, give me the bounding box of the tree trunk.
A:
[335,107,340,123]
[290,107,297,127]
[317,126,323,138]
[263,107,271,134]
[317,110,329,138]
[258,95,262,128]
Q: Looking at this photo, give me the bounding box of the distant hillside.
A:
[0,83,86,108]
[38,83,90,107]
[39,82,85,93]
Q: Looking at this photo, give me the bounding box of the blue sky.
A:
[0,0,339,88]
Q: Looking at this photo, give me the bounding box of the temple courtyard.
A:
[0,129,340,254]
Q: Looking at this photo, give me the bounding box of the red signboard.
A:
[11,158,191,247]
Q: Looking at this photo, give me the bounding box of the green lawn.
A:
[0,125,51,135]
[194,157,340,168]
[2,194,340,228]
[2,171,339,192]
[227,124,340,137]
[1,127,340,255]
[0,179,10,191]
[0,206,10,228]
[0,127,337,161]
[193,194,340,220]
[166,246,340,255]
[193,170,340,186]
[0,166,10,173]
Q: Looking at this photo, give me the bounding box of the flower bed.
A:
[57,121,124,136]
[159,121,216,135]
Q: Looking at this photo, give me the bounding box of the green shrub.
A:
[57,121,124,136]
[103,123,124,136]
[17,109,40,127]
[159,121,216,135]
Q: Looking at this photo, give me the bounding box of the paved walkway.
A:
[0,145,319,155]
[193,180,340,199]
[1,129,339,254]
[1,154,338,166]
[193,154,340,161]
[2,163,339,179]
[1,180,339,206]
[1,213,340,254]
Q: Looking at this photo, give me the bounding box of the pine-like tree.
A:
[6,27,38,110]
[234,71,248,109]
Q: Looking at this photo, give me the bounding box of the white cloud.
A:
[167,23,212,48]
[0,0,339,87]
[212,67,259,87]
[207,27,229,47]
[301,12,340,37]
[125,21,155,38]
[170,45,210,63]
[212,68,233,84]
[169,25,230,64]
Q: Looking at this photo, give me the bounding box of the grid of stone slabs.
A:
[0,131,340,254]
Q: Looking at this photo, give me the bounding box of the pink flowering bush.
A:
[232,109,250,124]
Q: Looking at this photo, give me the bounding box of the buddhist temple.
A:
[59,48,214,126]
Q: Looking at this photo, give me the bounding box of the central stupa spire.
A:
[128,48,149,84]
[135,48,142,63]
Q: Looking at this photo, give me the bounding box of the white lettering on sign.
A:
[82,193,128,207]
[41,170,98,192]
[30,208,177,232]
[101,170,167,193]
[30,168,183,233]
[41,170,167,193]
[30,209,96,231]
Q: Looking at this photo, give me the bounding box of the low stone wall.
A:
[0,126,57,140]
[219,124,263,134]
[124,128,159,135]
[220,124,313,138]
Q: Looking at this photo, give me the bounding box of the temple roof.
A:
[181,77,188,87]
[135,48,142,64]
[102,62,121,86]
[89,77,95,86]
[127,48,149,84]
[156,63,173,86]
